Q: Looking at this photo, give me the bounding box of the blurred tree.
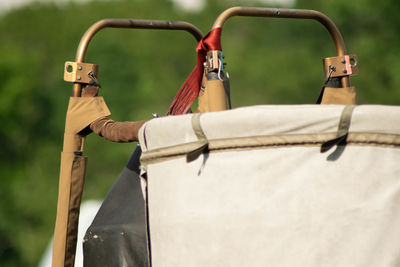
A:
[296,0,400,103]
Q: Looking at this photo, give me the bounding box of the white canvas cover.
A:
[138,105,400,267]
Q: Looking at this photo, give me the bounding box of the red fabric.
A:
[167,27,222,115]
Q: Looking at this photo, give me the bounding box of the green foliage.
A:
[0,0,399,265]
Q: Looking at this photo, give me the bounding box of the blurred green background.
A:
[0,0,399,265]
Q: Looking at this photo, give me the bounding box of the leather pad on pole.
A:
[320,87,356,105]
[53,96,111,267]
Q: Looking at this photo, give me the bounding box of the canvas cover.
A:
[139,105,400,267]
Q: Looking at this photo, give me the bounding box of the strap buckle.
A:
[205,50,225,74]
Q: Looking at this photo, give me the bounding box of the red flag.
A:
[168,27,222,115]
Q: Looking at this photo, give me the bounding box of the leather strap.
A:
[321,105,356,153]
[187,113,209,162]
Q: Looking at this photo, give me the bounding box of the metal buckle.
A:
[205,50,224,73]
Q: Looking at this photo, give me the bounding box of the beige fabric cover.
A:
[53,97,110,267]
[139,105,400,267]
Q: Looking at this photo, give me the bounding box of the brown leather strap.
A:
[90,117,146,142]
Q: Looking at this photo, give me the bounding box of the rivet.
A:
[78,66,83,70]
[342,69,347,74]
[77,76,81,80]
[341,58,346,64]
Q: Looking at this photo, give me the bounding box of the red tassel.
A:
[168,27,222,115]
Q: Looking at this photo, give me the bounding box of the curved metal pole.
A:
[73,19,203,96]
[212,7,350,87]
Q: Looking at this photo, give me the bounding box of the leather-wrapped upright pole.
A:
[52,19,202,267]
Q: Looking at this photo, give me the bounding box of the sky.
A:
[0,0,295,14]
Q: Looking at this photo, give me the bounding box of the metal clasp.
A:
[205,50,225,74]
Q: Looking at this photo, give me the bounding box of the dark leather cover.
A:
[83,146,148,267]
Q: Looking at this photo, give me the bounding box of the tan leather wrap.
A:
[64,97,111,136]
[53,153,87,267]
[197,75,227,112]
[52,97,110,267]
[197,89,210,113]
[206,79,227,111]
[320,86,356,105]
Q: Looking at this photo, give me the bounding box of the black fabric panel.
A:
[83,145,148,267]
[126,144,142,173]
